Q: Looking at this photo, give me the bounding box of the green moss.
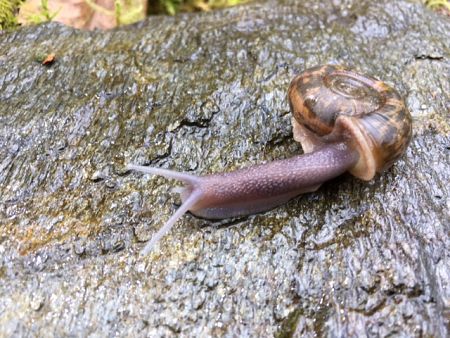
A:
[416,0,450,11]
[0,0,24,30]
[25,0,59,25]
[84,0,145,26]
[276,308,303,338]
[151,0,248,15]
[424,0,450,10]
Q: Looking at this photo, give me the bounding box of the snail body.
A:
[128,65,412,256]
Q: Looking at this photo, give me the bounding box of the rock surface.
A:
[0,0,449,336]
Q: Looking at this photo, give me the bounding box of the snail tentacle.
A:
[139,189,203,256]
[126,164,201,185]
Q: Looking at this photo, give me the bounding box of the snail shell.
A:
[288,65,412,180]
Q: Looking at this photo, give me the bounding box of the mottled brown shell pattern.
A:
[288,65,412,181]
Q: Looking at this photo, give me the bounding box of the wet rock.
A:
[0,0,449,336]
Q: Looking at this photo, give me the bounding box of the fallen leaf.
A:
[42,53,56,65]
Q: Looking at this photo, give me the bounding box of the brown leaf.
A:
[42,53,56,65]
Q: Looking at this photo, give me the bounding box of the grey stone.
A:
[0,0,449,336]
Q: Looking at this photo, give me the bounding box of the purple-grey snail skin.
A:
[128,65,413,256]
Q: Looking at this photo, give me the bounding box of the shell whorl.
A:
[288,65,412,181]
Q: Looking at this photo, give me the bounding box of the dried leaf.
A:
[42,53,55,65]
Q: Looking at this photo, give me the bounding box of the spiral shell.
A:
[288,65,412,181]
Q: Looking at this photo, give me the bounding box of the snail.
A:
[128,65,412,256]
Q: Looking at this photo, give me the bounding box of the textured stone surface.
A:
[0,0,449,336]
